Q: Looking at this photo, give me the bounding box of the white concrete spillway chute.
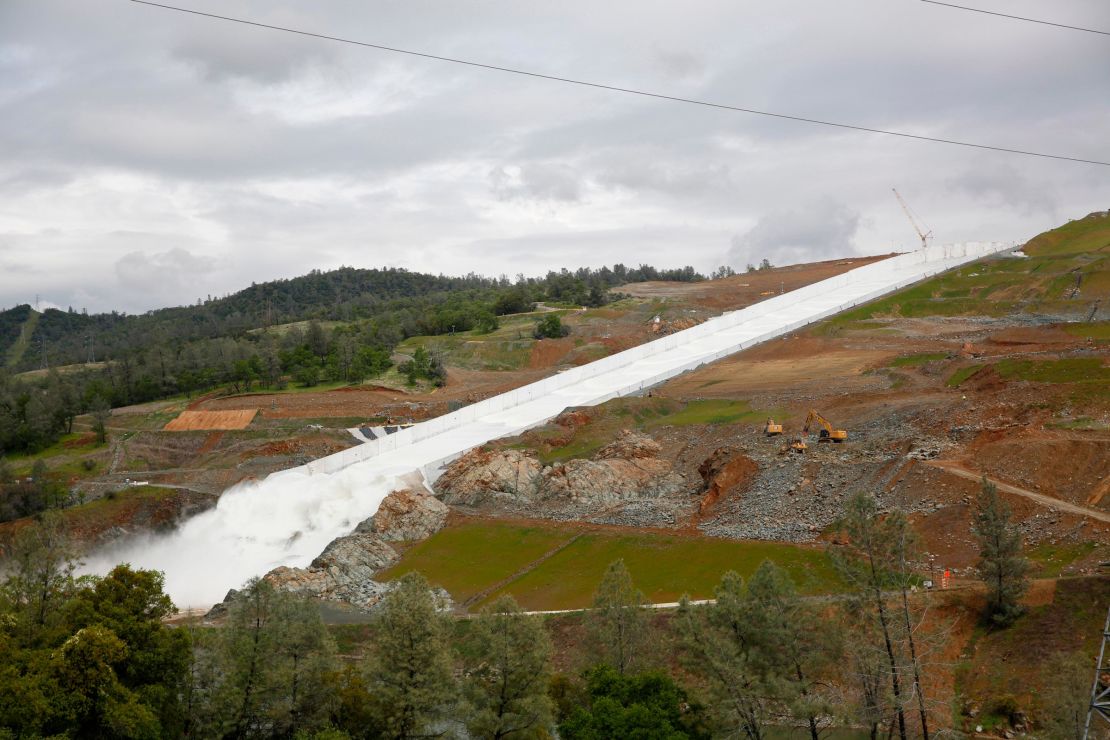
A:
[83,241,1013,609]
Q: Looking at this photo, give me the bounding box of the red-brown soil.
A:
[164,409,257,431]
[617,255,893,310]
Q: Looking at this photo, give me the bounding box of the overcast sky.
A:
[1,0,1108,314]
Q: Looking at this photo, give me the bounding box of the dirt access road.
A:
[927,459,1110,524]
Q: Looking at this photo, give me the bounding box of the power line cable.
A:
[920,0,1110,37]
[127,0,1110,167]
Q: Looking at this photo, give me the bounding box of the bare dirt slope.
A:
[617,254,892,310]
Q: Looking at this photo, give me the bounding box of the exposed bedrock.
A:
[434,430,686,510]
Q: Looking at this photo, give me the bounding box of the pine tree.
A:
[273,594,338,737]
[742,561,838,740]
[973,479,1030,627]
[217,579,284,738]
[676,572,769,739]
[832,494,916,740]
[588,560,649,675]
[91,394,111,444]
[210,580,338,738]
[464,595,554,739]
[365,573,457,739]
[1,511,78,646]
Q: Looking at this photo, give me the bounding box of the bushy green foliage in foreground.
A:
[0,492,1066,739]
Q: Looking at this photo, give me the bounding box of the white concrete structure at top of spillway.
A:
[89,240,1013,609]
[293,241,1014,481]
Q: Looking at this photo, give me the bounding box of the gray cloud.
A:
[728,199,863,269]
[114,247,217,308]
[947,165,1059,216]
[172,18,338,83]
[1,0,1108,312]
[653,48,706,81]
[490,163,583,202]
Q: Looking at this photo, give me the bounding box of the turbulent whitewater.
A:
[84,242,1012,608]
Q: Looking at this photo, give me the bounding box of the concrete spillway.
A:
[84,242,1012,608]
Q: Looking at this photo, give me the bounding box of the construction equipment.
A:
[789,437,807,453]
[764,418,783,436]
[892,188,933,250]
[802,409,848,443]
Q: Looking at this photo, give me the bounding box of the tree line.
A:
[0,484,1073,739]
[1,263,709,374]
[0,262,712,457]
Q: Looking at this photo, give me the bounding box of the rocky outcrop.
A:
[541,431,684,505]
[697,447,758,514]
[595,430,664,460]
[435,448,543,506]
[359,483,449,542]
[255,531,400,609]
[436,430,686,512]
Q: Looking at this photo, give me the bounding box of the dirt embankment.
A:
[617,254,893,311]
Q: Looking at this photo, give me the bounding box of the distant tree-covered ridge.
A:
[0,263,703,373]
[0,263,703,455]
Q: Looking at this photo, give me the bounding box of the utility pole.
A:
[1085,606,1110,739]
[40,338,48,370]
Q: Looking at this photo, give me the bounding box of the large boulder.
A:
[359,483,449,542]
[435,448,543,506]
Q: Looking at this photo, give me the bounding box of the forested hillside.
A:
[0,263,703,373]
[0,262,706,456]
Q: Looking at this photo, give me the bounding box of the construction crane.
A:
[802,409,848,443]
[892,188,933,250]
[764,418,783,436]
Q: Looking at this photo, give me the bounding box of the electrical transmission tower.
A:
[1086,606,1110,739]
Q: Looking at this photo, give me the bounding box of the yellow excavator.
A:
[764,418,783,436]
[802,409,848,443]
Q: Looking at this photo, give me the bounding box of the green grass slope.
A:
[819,211,1110,329]
[379,519,843,612]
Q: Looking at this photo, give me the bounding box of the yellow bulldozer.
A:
[764,418,783,436]
[802,409,848,443]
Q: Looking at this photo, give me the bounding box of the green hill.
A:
[824,210,1110,326]
[0,305,37,368]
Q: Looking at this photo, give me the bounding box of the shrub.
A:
[534,314,569,340]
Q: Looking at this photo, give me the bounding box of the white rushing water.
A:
[84,242,1012,608]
